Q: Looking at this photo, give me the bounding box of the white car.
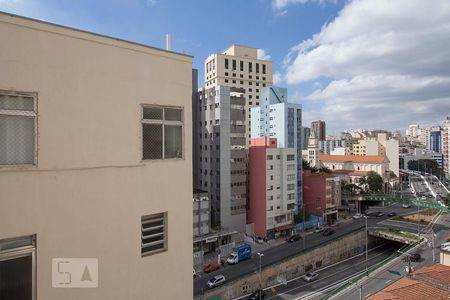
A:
[352,213,363,220]
[402,204,411,208]
[303,272,319,282]
[207,275,226,288]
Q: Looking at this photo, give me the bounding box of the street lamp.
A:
[364,216,368,276]
[257,252,264,299]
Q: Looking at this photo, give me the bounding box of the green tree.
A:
[358,176,368,193]
[442,194,450,206]
[302,159,311,170]
[319,166,332,173]
[389,171,397,179]
[366,171,383,193]
[294,207,311,223]
[407,159,443,177]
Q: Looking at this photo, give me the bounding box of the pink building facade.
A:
[303,169,340,225]
[248,138,296,239]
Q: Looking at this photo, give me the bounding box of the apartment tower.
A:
[251,86,302,213]
[311,120,326,141]
[204,45,273,145]
[195,86,247,234]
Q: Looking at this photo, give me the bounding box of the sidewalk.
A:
[194,237,286,270]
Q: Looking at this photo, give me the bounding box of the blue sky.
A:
[1,0,449,135]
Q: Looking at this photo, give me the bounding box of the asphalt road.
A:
[335,211,450,299]
[193,204,419,295]
[262,241,403,300]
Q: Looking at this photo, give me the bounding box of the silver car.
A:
[303,272,319,282]
[207,275,226,288]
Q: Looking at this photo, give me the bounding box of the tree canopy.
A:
[366,171,383,193]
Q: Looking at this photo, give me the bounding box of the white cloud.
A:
[273,71,282,85]
[282,0,450,133]
[0,0,21,5]
[272,0,337,10]
[257,49,271,61]
[146,0,156,6]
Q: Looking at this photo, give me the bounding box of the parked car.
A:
[203,262,220,273]
[409,252,421,262]
[322,228,334,236]
[402,204,411,208]
[376,211,385,217]
[388,212,397,217]
[207,275,226,288]
[314,227,324,233]
[287,234,302,243]
[255,236,264,244]
[303,272,319,282]
[352,213,363,220]
[366,211,378,218]
[248,289,266,300]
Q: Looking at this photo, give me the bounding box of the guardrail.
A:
[320,238,423,300]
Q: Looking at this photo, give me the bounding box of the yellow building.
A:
[0,12,193,300]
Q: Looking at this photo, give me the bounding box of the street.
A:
[194,204,418,295]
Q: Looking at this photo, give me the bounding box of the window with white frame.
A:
[0,92,36,165]
[141,212,167,256]
[142,106,183,160]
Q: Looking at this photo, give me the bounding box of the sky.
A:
[1,0,449,135]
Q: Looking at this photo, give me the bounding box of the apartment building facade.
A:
[203,45,273,145]
[250,86,303,213]
[0,13,193,300]
[194,86,247,235]
[443,117,450,178]
[248,138,296,239]
[319,138,346,155]
[303,170,340,224]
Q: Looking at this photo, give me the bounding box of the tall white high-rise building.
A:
[204,45,273,144]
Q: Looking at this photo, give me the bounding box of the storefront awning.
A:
[275,224,293,231]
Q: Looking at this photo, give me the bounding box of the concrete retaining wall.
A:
[197,230,367,300]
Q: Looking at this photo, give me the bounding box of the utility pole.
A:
[302,205,306,249]
[257,252,264,299]
[431,229,436,263]
[365,216,368,276]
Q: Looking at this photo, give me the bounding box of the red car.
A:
[203,262,220,273]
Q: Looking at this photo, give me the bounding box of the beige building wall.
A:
[0,13,193,300]
[204,45,273,145]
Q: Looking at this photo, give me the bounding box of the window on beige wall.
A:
[0,92,36,165]
[142,106,183,160]
[141,212,167,256]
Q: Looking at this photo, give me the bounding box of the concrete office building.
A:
[204,45,273,145]
[195,86,247,235]
[251,86,302,213]
[301,126,311,150]
[319,139,347,155]
[429,126,442,153]
[248,138,296,239]
[311,120,326,141]
[0,13,192,300]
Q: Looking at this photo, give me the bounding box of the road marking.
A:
[386,280,392,284]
